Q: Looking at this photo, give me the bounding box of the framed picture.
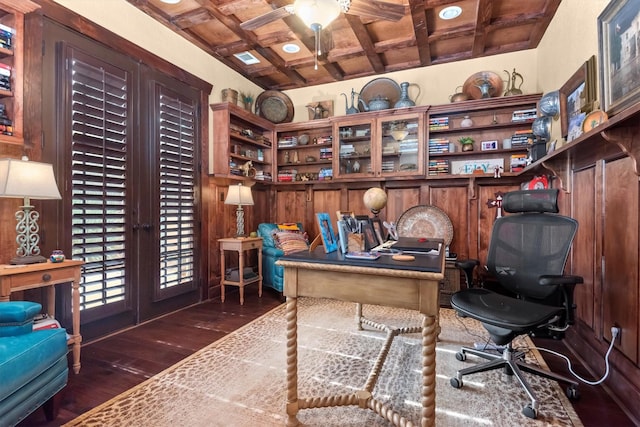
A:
[598,0,640,115]
[336,220,349,253]
[559,56,597,139]
[336,210,354,221]
[481,140,498,151]
[316,212,338,253]
[361,223,379,251]
[567,112,586,142]
[369,217,385,245]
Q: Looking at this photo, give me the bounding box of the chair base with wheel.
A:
[448,189,583,419]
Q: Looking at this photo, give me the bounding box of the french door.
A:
[45,22,201,339]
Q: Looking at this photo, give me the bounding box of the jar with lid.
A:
[460,116,474,127]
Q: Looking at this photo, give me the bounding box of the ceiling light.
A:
[282,43,301,54]
[234,51,260,65]
[160,0,181,4]
[294,0,342,28]
[439,6,462,20]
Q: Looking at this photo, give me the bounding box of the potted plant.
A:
[458,136,475,151]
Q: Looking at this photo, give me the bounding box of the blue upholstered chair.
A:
[257,222,306,293]
[0,301,69,426]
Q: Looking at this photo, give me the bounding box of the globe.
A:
[363,187,387,216]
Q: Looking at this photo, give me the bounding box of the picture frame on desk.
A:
[369,217,385,245]
[316,212,338,253]
[361,223,378,251]
[598,0,640,116]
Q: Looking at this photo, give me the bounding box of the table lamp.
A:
[225,183,254,237]
[0,156,62,264]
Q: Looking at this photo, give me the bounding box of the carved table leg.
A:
[421,314,437,427]
[286,296,300,427]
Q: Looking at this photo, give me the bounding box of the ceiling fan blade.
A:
[347,0,405,22]
[240,6,292,31]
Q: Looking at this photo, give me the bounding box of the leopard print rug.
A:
[64,298,582,427]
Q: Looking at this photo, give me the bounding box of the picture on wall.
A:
[599,0,640,115]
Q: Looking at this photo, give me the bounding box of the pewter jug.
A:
[358,95,390,112]
[394,82,420,108]
[341,89,359,115]
[504,68,524,96]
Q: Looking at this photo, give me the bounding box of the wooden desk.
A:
[0,260,84,374]
[218,237,262,305]
[278,247,445,427]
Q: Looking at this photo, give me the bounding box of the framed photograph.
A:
[361,223,379,251]
[599,0,640,115]
[481,140,498,151]
[559,56,597,139]
[567,112,586,142]
[369,217,385,245]
[336,210,354,221]
[316,212,338,253]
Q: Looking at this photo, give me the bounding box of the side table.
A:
[218,237,262,305]
[0,260,84,374]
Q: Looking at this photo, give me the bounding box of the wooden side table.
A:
[218,237,262,305]
[0,260,84,374]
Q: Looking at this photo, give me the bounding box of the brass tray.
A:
[462,71,504,100]
[358,77,401,112]
[396,205,453,246]
[256,90,294,123]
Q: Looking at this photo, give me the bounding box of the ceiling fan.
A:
[239,0,406,69]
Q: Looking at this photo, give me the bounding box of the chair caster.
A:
[522,404,538,419]
[450,377,463,389]
[566,385,580,400]
[455,352,466,361]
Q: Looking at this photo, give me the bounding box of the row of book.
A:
[510,154,528,172]
[428,137,450,154]
[428,159,449,175]
[319,147,332,160]
[0,103,12,136]
[0,63,11,92]
[0,23,13,50]
[512,108,537,122]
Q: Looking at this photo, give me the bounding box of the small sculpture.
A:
[240,160,254,177]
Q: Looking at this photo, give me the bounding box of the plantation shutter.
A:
[69,50,129,312]
[157,87,196,291]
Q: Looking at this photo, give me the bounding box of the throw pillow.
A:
[277,223,300,231]
[273,231,309,255]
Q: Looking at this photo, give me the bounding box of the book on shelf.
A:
[511,108,537,122]
[428,116,449,130]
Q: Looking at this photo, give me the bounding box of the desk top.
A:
[0,259,84,276]
[279,243,444,274]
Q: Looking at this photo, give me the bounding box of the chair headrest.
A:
[503,189,559,213]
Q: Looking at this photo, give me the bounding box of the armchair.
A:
[257,222,306,293]
[448,189,583,419]
[0,301,69,426]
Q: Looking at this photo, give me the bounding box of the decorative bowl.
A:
[538,90,560,117]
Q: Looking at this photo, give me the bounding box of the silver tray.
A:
[396,205,453,246]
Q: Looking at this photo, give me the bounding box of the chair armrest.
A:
[538,275,584,286]
[454,259,480,288]
[262,246,285,258]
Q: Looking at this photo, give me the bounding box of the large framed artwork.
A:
[559,56,597,140]
[599,0,640,115]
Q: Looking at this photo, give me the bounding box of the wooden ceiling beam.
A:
[472,0,492,56]
[344,14,384,74]
[409,0,431,67]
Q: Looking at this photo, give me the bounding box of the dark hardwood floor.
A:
[18,287,634,426]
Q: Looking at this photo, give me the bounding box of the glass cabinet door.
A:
[334,119,374,178]
[378,114,424,177]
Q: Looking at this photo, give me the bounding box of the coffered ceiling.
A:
[126,0,561,90]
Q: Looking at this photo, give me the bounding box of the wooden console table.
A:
[0,260,84,374]
[218,237,262,305]
[278,246,444,427]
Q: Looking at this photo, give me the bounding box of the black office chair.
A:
[449,189,583,419]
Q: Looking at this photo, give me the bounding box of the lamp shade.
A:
[225,183,254,206]
[0,157,61,200]
[294,0,342,28]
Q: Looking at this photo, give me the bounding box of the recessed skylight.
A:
[282,43,301,54]
[439,6,462,20]
[233,51,261,65]
[160,0,181,4]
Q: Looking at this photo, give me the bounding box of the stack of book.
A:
[510,154,528,172]
[511,108,537,122]
[277,136,297,148]
[277,169,297,182]
[254,171,272,181]
[319,147,332,160]
[399,139,418,153]
[428,138,450,154]
[428,159,450,175]
[429,116,449,130]
[511,130,534,147]
[0,23,13,50]
[315,135,332,144]
[0,63,10,92]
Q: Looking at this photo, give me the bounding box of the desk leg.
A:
[238,249,245,305]
[285,296,300,427]
[421,314,437,427]
[72,271,82,374]
[220,248,226,303]
[257,247,262,298]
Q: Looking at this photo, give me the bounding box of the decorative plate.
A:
[462,71,504,100]
[358,77,401,112]
[396,205,454,246]
[582,109,608,132]
[255,90,294,123]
